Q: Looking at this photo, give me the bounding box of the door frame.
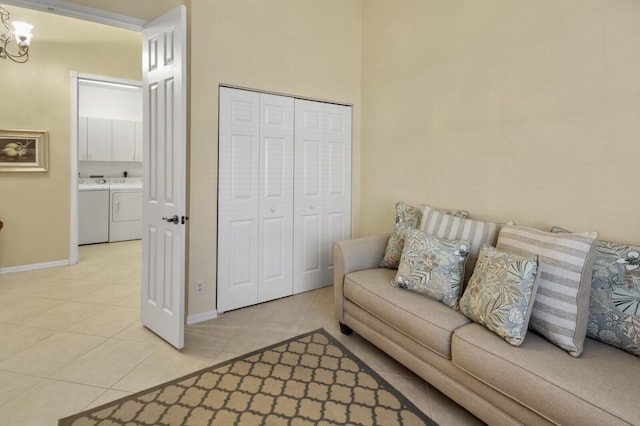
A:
[69,72,143,264]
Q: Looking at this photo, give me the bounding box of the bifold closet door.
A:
[293,99,352,293]
[218,88,294,312]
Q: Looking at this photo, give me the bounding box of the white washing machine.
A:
[109,177,143,242]
[79,178,110,245]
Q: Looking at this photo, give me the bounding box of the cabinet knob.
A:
[270,208,276,212]
[310,204,315,210]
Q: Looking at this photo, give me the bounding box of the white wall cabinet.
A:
[87,117,112,161]
[78,117,88,161]
[134,121,143,162]
[112,119,135,161]
[79,117,143,162]
[217,87,352,312]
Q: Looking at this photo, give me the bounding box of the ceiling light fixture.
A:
[0,6,33,63]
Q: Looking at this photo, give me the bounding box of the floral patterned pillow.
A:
[391,228,470,309]
[459,245,539,346]
[380,201,423,268]
[380,201,469,269]
[552,226,640,356]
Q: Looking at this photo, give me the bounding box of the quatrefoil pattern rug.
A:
[59,328,436,425]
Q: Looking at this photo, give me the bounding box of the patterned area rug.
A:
[59,328,437,425]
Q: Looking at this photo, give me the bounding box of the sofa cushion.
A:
[497,225,598,357]
[452,323,640,426]
[344,268,471,359]
[552,226,640,357]
[459,245,539,346]
[391,229,470,309]
[419,205,504,285]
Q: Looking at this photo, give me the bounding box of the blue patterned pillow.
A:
[459,245,539,346]
[391,228,470,309]
[552,227,640,356]
[380,202,469,269]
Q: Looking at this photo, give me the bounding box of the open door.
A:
[141,5,187,349]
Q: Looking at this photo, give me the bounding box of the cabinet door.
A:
[87,117,112,161]
[78,117,88,161]
[258,93,294,303]
[134,121,143,161]
[217,88,261,312]
[112,119,136,161]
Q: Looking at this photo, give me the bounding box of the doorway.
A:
[6,2,189,348]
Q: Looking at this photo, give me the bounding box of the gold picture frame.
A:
[0,129,49,172]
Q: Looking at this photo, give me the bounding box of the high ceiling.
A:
[56,0,183,22]
[1,3,140,45]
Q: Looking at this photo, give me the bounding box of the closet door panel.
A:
[324,104,352,282]
[218,88,261,312]
[294,100,327,293]
[258,94,294,303]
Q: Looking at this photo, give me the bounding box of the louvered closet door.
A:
[218,88,295,312]
[218,88,261,312]
[258,94,294,303]
[323,103,352,285]
[293,100,352,293]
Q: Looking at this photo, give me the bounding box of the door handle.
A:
[163,215,180,224]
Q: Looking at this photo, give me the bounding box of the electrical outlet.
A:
[195,280,204,295]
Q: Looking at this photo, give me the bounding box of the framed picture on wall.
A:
[0,129,49,172]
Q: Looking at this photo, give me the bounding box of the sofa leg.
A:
[339,322,353,335]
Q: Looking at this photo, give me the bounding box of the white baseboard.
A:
[0,259,69,275]
[187,309,218,325]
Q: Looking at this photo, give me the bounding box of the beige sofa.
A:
[333,234,639,426]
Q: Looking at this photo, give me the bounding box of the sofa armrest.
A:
[333,233,390,322]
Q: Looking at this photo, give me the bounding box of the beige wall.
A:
[361,0,640,244]
[7,0,638,320]
[187,0,362,315]
[0,7,141,268]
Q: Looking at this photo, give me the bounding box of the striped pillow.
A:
[496,225,598,357]
[419,206,503,285]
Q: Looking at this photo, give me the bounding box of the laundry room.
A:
[77,77,143,246]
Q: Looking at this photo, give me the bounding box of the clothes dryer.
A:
[109,177,143,242]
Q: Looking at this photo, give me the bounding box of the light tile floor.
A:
[0,241,484,426]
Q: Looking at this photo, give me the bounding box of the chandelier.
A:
[0,7,33,63]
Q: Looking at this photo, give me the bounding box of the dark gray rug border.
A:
[58,327,438,425]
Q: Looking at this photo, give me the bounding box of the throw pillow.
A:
[380,202,469,269]
[391,228,470,309]
[419,205,504,285]
[459,245,539,346]
[497,225,598,357]
[552,226,640,356]
[380,201,423,269]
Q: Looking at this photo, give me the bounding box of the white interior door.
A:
[293,100,326,292]
[323,103,352,283]
[218,88,295,311]
[258,93,294,303]
[294,100,352,293]
[141,5,187,349]
[217,88,261,312]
